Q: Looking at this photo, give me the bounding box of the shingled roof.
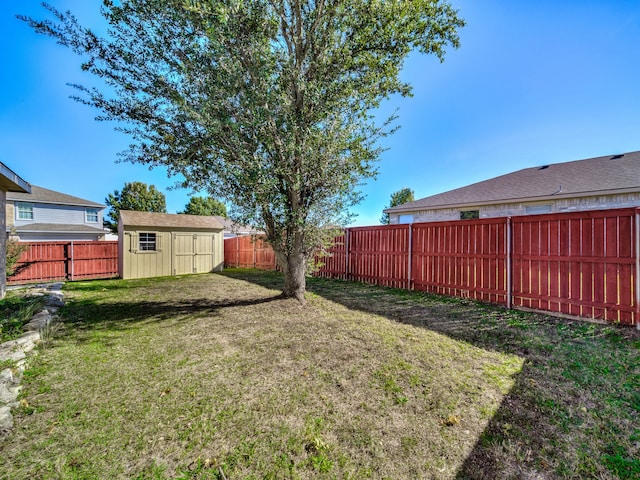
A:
[119,210,224,230]
[7,185,104,208]
[386,151,640,213]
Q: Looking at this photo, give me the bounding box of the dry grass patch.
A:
[0,270,637,479]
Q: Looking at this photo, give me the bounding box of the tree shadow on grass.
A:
[221,269,640,479]
[60,293,285,340]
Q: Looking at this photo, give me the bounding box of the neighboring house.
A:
[1,162,30,298]
[118,210,224,279]
[6,185,106,241]
[385,151,640,224]
[212,216,264,238]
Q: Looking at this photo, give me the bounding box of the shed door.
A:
[173,233,215,275]
[194,234,215,272]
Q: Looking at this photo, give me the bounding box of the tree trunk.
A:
[278,251,307,302]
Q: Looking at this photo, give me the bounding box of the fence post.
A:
[252,235,256,268]
[506,217,512,310]
[635,209,640,329]
[70,241,75,281]
[345,228,350,280]
[407,223,413,290]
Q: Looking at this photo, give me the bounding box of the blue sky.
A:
[2,1,640,226]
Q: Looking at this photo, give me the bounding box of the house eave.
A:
[0,163,30,193]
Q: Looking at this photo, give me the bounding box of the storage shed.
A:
[118,210,224,279]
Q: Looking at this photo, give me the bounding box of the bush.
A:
[6,234,28,277]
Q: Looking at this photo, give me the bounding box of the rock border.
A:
[0,282,64,436]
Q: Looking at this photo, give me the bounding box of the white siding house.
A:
[7,185,106,241]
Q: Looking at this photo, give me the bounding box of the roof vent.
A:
[611,154,624,160]
[538,165,549,170]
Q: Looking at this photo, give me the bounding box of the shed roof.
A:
[8,185,104,208]
[386,151,640,213]
[119,210,224,230]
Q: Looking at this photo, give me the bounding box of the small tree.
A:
[6,231,28,277]
[105,181,167,231]
[180,196,227,217]
[380,188,415,224]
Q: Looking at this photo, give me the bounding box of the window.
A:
[525,204,552,215]
[85,208,99,223]
[398,214,414,224]
[16,203,34,221]
[139,233,157,251]
[460,210,479,220]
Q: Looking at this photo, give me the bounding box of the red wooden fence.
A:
[224,235,278,270]
[511,210,637,323]
[411,219,509,305]
[8,241,119,285]
[224,208,640,326]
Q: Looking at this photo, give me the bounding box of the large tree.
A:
[24,0,464,300]
[380,187,415,224]
[180,196,227,217]
[105,181,167,231]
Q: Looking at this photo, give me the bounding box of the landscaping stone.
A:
[0,287,64,437]
[0,384,13,404]
[0,406,13,430]
[0,368,14,383]
[45,295,64,308]
[0,384,19,404]
[0,346,26,363]
[12,331,40,349]
[26,310,52,331]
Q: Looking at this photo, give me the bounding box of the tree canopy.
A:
[380,187,415,224]
[105,181,167,231]
[180,196,227,217]
[24,0,464,300]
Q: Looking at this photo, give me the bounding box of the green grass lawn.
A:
[1,270,638,479]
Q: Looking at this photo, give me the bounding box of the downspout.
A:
[506,217,512,310]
